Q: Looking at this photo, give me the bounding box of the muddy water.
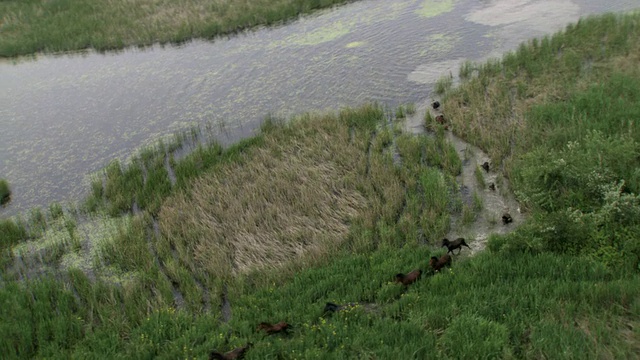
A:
[0,0,637,216]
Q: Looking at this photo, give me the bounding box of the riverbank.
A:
[3,100,637,358]
[1,11,639,359]
[0,0,356,57]
[442,11,640,269]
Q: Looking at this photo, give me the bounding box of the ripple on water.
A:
[466,0,580,31]
[415,0,457,18]
[407,58,466,85]
[1,0,635,217]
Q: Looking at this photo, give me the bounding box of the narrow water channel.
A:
[0,0,637,216]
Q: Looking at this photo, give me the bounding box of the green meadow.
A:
[1,11,640,360]
[0,0,355,57]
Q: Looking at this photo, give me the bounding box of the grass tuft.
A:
[0,179,11,205]
[435,74,453,95]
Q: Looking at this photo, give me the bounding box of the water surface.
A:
[1,0,637,216]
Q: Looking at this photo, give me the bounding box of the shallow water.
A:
[0,0,637,216]
[404,101,524,255]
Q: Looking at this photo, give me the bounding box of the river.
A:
[0,0,637,217]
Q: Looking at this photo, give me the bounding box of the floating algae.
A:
[289,21,353,46]
[423,33,461,55]
[10,213,136,284]
[345,41,367,48]
[415,0,456,18]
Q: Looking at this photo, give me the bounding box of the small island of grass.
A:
[0,179,11,205]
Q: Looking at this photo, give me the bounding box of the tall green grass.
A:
[2,248,638,358]
[4,11,640,355]
[0,104,467,356]
[0,216,28,251]
[0,0,357,57]
[444,12,640,269]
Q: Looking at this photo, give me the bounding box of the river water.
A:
[0,0,637,217]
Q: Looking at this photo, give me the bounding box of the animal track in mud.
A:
[403,100,524,256]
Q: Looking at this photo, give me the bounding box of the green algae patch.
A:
[98,266,139,286]
[289,21,353,46]
[346,41,367,49]
[12,216,78,261]
[267,3,417,49]
[11,214,133,277]
[424,33,460,54]
[415,0,455,18]
[62,251,138,285]
[79,215,132,261]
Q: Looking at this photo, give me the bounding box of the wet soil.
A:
[403,100,524,255]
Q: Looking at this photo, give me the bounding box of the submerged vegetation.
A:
[0,0,356,57]
[1,10,640,360]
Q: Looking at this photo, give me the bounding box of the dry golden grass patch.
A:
[159,111,401,279]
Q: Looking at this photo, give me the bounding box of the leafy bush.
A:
[514,131,638,212]
[492,181,640,268]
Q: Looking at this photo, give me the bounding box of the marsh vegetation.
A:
[1,10,640,360]
[444,12,640,269]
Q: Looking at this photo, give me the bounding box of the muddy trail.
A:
[403,100,524,256]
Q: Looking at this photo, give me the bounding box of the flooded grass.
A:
[0,0,358,57]
[0,104,467,353]
[0,98,638,357]
[159,104,405,280]
[405,103,416,116]
[474,165,486,188]
[472,190,483,212]
[458,59,474,79]
[434,73,453,95]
